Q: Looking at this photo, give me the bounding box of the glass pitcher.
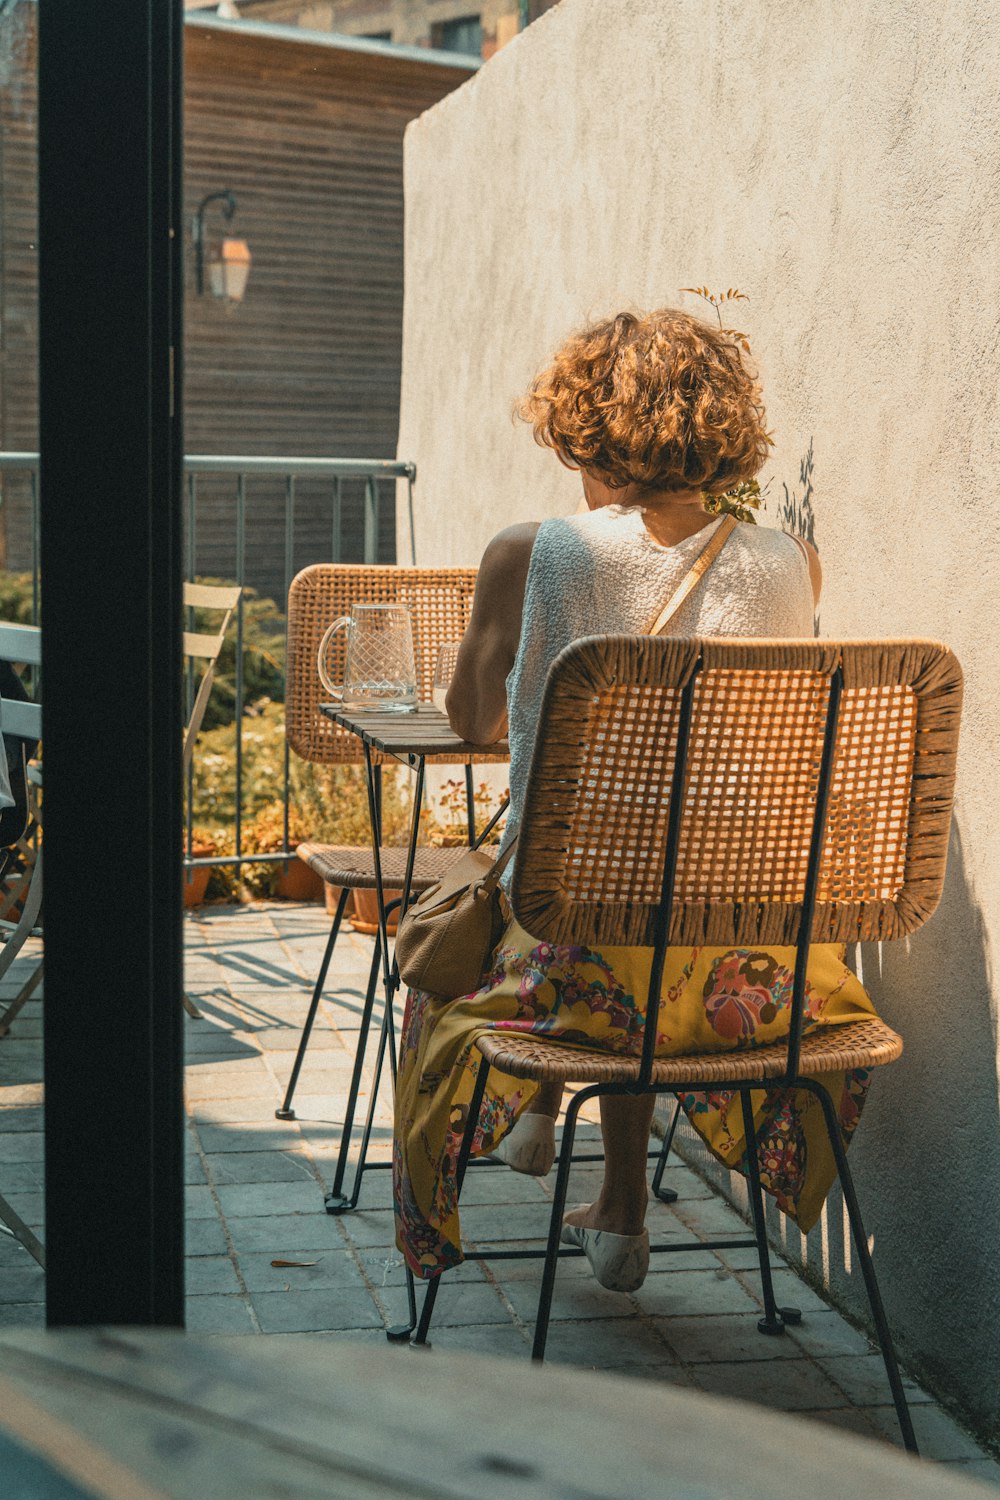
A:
[317,602,418,713]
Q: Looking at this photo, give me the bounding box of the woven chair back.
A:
[512,637,962,950]
[286,565,479,765]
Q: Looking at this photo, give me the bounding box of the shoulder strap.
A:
[646,514,738,636]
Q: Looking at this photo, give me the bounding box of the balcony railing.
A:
[0,451,417,875]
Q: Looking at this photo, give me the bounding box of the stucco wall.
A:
[396,0,1000,1442]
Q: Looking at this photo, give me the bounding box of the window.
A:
[432,15,483,56]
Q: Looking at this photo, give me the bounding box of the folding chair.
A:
[0,622,44,1267]
[182,582,241,1017]
[183,581,241,774]
[412,635,963,1456]
[0,623,43,1040]
[277,565,509,1218]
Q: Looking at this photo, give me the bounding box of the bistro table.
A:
[0,1329,992,1499]
[319,703,509,1335]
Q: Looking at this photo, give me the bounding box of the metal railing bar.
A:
[234,473,246,867]
[30,470,40,629]
[283,473,295,857]
[0,452,417,481]
[184,455,415,480]
[331,476,341,565]
[364,475,377,564]
[185,471,197,861]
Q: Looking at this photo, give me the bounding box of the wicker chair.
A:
[412,635,963,1454]
[278,564,509,1212]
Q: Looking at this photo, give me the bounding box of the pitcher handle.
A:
[317,616,351,698]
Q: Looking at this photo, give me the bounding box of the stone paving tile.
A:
[540,1317,687,1378]
[783,1307,877,1359]
[502,1274,637,1324]
[252,1286,382,1334]
[206,1149,318,1186]
[186,1256,243,1296]
[690,1357,852,1412]
[817,1352,934,1406]
[866,1402,989,1461]
[215,1180,326,1219]
[224,1211,350,1255]
[0,1130,44,1162]
[948,1459,1000,1486]
[0,1301,45,1328]
[185,1184,220,1219]
[0,1107,44,1133]
[237,1249,368,1295]
[186,1216,230,1257]
[195,1121,310,1154]
[0,1159,44,1192]
[185,1294,256,1335]
[0,1263,46,1303]
[661,1312,806,1363]
[407,1322,530,1361]
[631,1267,763,1319]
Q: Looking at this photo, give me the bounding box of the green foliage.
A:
[419,777,506,847]
[680,284,776,526]
[703,478,765,525]
[187,576,286,732]
[0,572,36,625]
[190,701,414,899]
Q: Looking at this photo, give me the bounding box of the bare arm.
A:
[445,522,540,744]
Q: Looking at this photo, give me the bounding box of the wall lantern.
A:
[193,189,252,304]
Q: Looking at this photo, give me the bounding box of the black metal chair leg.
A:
[412,1061,490,1347]
[326,985,391,1215]
[650,1097,681,1204]
[532,1088,588,1363]
[803,1079,918,1454]
[324,928,382,1206]
[275,887,349,1120]
[739,1088,788,1336]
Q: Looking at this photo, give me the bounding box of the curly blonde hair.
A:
[517,308,770,496]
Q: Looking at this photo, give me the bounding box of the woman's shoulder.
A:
[731,523,820,603]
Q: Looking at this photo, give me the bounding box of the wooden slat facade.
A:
[0,8,473,596]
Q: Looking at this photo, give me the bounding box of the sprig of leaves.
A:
[680,285,766,521]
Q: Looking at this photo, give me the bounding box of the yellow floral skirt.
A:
[393,916,877,1278]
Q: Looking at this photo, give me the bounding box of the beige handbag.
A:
[393,514,738,999]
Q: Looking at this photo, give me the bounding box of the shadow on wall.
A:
[774,439,817,547]
[841,819,1000,1438]
[671,821,999,1440]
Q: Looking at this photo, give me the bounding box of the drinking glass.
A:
[317,602,417,712]
[432,641,461,713]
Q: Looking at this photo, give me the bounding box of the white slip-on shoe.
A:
[491,1114,556,1177]
[560,1206,650,1293]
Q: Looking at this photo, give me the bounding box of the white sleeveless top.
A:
[499,505,815,873]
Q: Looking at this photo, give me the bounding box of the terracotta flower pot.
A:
[275,852,325,903]
[183,841,215,908]
[348,885,401,936]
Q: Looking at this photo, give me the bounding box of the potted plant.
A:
[240,803,325,903]
[183,828,217,908]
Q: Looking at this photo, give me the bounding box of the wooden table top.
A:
[0,1329,991,1500]
[321,701,508,761]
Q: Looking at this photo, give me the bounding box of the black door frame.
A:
[38,0,185,1324]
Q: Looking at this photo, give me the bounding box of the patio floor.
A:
[1,900,998,1484]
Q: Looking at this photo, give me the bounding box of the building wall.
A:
[237,0,559,58]
[0,7,473,595]
[397,0,1000,1443]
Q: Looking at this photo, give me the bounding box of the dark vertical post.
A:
[39,0,185,1324]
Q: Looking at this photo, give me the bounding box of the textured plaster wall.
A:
[396,0,1000,1440]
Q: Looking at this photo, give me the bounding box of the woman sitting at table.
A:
[393,306,878,1292]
